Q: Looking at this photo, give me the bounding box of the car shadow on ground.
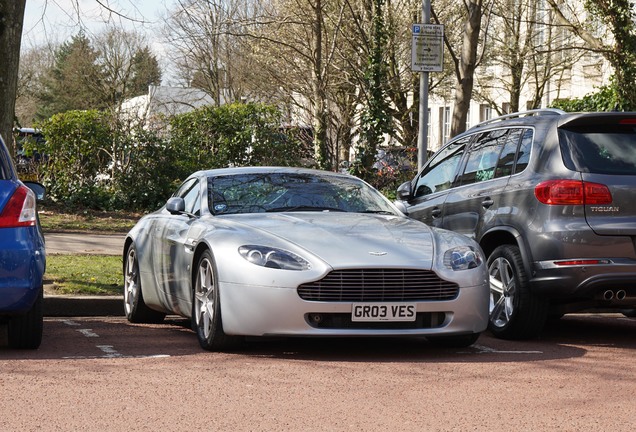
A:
[1,314,633,363]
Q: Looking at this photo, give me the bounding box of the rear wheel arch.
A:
[480,227,534,278]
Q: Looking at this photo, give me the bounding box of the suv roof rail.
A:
[471,108,566,129]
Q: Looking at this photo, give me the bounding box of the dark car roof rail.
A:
[470,108,566,130]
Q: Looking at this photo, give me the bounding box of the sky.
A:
[22,0,173,50]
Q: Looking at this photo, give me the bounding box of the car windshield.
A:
[208,172,398,215]
[559,125,636,175]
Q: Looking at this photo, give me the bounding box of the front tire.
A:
[123,244,165,324]
[488,245,548,340]
[8,288,43,349]
[192,250,242,351]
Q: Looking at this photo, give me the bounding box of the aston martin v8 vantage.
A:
[123,167,489,350]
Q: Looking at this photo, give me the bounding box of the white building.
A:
[119,85,216,129]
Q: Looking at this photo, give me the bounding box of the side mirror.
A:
[396,181,412,201]
[393,200,409,215]
[23,181,45,201]
[166,197,186,214]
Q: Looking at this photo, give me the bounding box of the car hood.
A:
[226,212,435,269]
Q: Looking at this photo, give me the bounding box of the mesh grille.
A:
[297,269,459,302]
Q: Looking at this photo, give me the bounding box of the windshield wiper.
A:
[266,206,346,213]
[361,210,395,215]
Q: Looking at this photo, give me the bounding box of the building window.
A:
[480,104,492,122]
[427,108,431,146]
[439,106,451,144]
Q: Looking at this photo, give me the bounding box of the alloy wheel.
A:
[194,257,216,339]
[489,256,516,328]
[124,248,138,317]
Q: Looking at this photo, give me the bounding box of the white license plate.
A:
[351,303,416,322]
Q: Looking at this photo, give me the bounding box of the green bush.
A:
[551,84,620,112]
[36,103,312,211]
[169,102,310,173]
[39,110,112,209]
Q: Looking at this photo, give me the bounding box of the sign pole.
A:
[417,0,431,171]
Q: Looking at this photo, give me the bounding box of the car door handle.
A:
[482,198,494,208]
[431,208,442,218]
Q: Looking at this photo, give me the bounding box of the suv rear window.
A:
[559,125,636,175]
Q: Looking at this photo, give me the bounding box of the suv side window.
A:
[494,128,525,177]
[512,128,533,174]
[459,129,508,185]
[413,136,470,198]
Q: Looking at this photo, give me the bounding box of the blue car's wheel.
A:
[8,288,43,349]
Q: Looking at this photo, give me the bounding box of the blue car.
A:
[0,134,46,349]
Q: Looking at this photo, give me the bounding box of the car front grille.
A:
[297,269,459,302]
[305,312,447,330]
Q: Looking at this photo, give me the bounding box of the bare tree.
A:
[447,0,485,137]
[475,0,583,114]
[546,0,636,109]
[16,44,56,126]
[162,0,256,105]
[93,28,160,106]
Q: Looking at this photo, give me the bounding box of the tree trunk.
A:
[0,0,26,157]
[312,0,330,170]
[450,0,482,137]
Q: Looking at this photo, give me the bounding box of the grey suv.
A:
[396,109,636,339]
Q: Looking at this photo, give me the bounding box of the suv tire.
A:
[488,245,548,340]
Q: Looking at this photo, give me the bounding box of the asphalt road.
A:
[1,314,635,431]
[43,233,125,317]
[45,233,125,255]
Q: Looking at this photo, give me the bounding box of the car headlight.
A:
[443,246,482,271]
[238,245,311,271]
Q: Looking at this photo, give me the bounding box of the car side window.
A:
[459,129,507,185]
[413,136,470,198]
[513,128,533,173]
[177,178,201,216]
[494,128,523,178]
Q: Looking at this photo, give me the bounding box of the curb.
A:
[44,295,124,317]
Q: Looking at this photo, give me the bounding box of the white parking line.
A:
[96,345,123,358]
[62,319,80,326]
[78,329,99,338]
[61,319,170,359]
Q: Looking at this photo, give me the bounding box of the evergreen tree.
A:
[353,0,393,181]
[38,33,104,119]
[130,46,163,97]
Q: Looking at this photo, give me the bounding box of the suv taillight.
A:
[0,185,37,228]
[534,180,612,205]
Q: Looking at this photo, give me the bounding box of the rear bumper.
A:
[530,258,636,306]
[0,227,46,314]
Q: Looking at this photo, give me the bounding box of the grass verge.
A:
[39,204,139,233]
[45,254,123,296]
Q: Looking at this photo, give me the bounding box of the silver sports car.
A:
[123,167,489,350]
